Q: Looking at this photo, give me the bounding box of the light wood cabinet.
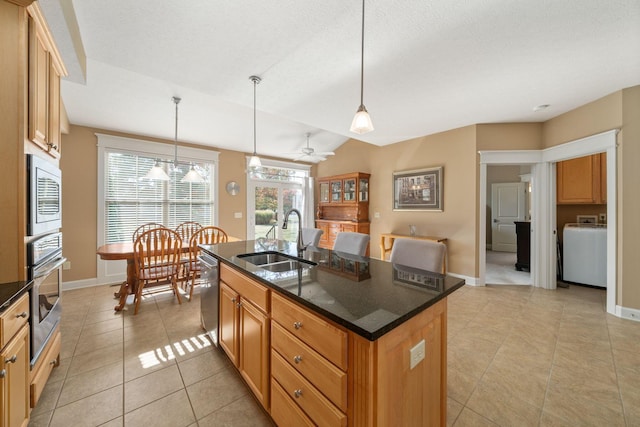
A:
[0,294,30,427]
[315,220,370,252]
[557,153,607,204]
[271,292,348,426]
[27,3,65,158]
[219,265,270,409]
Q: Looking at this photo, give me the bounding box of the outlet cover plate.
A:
[409,339,426,369]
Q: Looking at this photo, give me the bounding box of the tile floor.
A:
[28,282,639,426]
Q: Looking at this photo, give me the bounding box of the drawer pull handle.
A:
[293,321,303,330]
[294,389,303,398]
[294,355,302,364]
[16,311,28,319]
[4,355,17,364]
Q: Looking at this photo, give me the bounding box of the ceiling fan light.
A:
[181,164,206,183]
[144,161,171,181]
[350,105,374,134]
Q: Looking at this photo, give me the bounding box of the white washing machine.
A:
[563,223,607,288]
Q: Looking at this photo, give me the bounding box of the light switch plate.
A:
[409,339,425,369]
[234,212,242,219]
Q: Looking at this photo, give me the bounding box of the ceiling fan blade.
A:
[314,151,335,156]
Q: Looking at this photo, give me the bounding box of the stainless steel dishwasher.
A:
[198,252,219,345]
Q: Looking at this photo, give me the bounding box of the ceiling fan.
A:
[290,133,335,162]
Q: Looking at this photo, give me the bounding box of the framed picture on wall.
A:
[393,166,443,211]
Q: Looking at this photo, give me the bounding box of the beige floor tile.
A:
[617,366,640,424]
[79,317,123,338]
[124,364,184,413]
[49,385,122,427]
[481,355,550,409]
[177,347,230,386]
[47,356,71,383]
[57,361,123,407]
[452,407,498,426]
[124,389,195,427]
[613,348,640,374]
[27,409,53,427]
[553,340,615,370]
[30,379,64,417]
[74,328,123,357]
[466,379,541,427]
[66,342,123,378]
[447,397,464,427]
[448,335,499,379]
[608,323,640,353]
[84,307,123,325]
[447,366,479,405]
[187,367,250,420]
[197,394,275,426]
[123,346,178,382]
[98,416,123,427]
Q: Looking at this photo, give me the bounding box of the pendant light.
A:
[143,97,205,183]
[248,75,262,170]
[350,0,374,134]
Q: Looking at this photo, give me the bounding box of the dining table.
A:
[97,237,238,311]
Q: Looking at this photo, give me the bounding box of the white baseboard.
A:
[619,305,640,322]
[447,272,481,286]
[62,275,125,291]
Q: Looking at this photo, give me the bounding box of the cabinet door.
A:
[1,325,30,427]
[29,17,49,149]
[319,182,330,203]
[358,177,369,202]
[343,178,356,203]
[316,222,330,248]
[557,155,600,204]
[219,282,239,366]
[239,298,269,408]
[330,181,342,203]
[47,59,61,156]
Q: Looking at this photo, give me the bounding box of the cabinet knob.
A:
[49,360,57,366]
[4,355,17,364]
[0,369,5,378]
[16,311,28,319]
[231,298,236,303]
[294,355,302,364]
[293,321,303,330]
[236,302,242,308]
[294,389,303,398]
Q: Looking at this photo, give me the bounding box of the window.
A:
[97,134,218,244]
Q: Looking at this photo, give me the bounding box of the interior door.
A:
[491,182,525,252]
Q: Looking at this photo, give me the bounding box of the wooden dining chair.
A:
[133,227,183,314]
[389,238,447,274]
[185,226,228,301]
[174,221,203,286]
[132,222,164,242]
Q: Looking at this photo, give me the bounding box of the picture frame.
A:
[576,215,598,224]
[393,166,443,211]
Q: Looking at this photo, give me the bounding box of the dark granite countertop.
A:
[200,240,465,341]
[0,281,32,313]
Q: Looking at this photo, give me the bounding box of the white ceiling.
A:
[42,0,640,163]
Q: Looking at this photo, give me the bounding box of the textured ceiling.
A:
[42,0,640,162]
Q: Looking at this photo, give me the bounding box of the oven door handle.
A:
[33,257,67,279]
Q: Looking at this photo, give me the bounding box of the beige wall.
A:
[318,126,478,277]
[620,86,640,309]
[60,124,260,282]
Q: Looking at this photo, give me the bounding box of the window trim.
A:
[96,132,219,248]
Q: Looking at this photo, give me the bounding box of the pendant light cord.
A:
[253,78,257,155]
[359,0,365,107]
[173,96,181,166]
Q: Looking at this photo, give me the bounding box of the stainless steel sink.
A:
[237,251,317,272]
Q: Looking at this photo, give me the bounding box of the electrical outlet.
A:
[234,212,242,219]
[409,339,425,370]
[374,212,380,218]
[599,213,606,222]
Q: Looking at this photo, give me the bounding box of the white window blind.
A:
[98,134,218,245]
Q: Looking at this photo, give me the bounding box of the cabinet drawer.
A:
[220,264,269,312]
[0,293,30,349]
[271,293,347,370]
[272,322,347,411]
[31,328,60,408]
[272,351,346,427]
[271,378,314,427]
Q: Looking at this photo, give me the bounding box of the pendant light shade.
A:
[350,0,374,134]
[181,164,206,183]
[249,75,262,170]
[144,160,170,181]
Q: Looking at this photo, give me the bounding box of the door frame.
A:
[479,129,618,316]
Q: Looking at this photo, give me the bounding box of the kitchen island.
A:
[201,240,465,426]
